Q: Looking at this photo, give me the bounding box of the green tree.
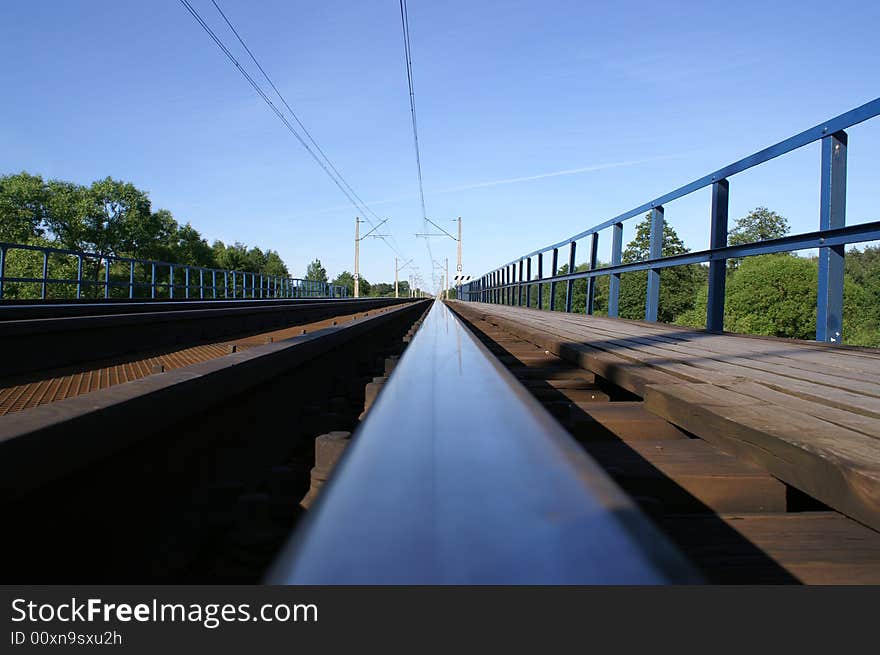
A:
[165,221,216,267]
[305,259,328,282]
[0,172,48,242]
[368,282,395,297]
[676,253,878,345]
[212,241,250,271]
[728,207,790,246]
[247,246,268,274]
[332,271,371,296]
[78,177,155,257]
[332,271,354,295]
[616,214,705,322]
[44,180,91,250]
[262,250,288,277]
[843,246,880,346]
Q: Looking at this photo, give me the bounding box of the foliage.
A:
[526,207,879,347]
[0,171,291,299]
[0,172,49,242]
[616,214,705,323]
[332,271,371,297]
[305,259,328,282]
[728,207,790,246]
[727,206,790,269]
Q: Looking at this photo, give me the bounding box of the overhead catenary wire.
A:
[179,0,410,265]
[397,0,440,288]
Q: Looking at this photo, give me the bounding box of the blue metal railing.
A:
[458,98,880,343]
[0,241,348,301]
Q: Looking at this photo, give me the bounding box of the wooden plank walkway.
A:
[448,301,880,533]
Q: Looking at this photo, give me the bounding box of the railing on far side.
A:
[458,98,880,343]
[0,241,348,301]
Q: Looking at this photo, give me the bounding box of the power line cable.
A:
[208,1,384,228]
[179,0,411,265]
[397,0,439,287]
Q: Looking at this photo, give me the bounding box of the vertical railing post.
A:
[232,271,236,299]
[608,223,623,317]
[549,248,559,311]
[128,260,135,299]
[213,270,217,299]
[500,267,505,305]
[104,257,110,299]
[501,268,506,305]
[509,265,515,305]
[537,253,544,310]
[41,251,48,299]
[565,242,576,312]
[200,269,205,299]
[0,245,6,300]
[707,179,730,332]
[817,130,847,343]
[150,262,156,299]
[525,258,532,307]
[260,274,264,299]
[645,206,664,322]
[169,265,174,299]
[185,267,190,299]
[586,233,598,315]
[517,259,524,306]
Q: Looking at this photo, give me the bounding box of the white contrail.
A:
[309,153,684,214]
[430,154,683,193]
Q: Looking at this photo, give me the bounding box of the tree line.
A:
[3,171,876,342]
[536,207,880,347]
[302,259,411,298]
[0,172,295,298]
[0,171,410,299]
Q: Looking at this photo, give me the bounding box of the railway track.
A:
[0,297,430,582]
[1,297,878,583]
[0,297,415,379]
[446,301,880,584]
[0,299,412,415]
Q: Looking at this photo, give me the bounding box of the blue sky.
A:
[1,0,878,290]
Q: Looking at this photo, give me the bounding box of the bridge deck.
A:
[448,301,880,533]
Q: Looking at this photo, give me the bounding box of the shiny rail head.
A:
[267,300,699,584]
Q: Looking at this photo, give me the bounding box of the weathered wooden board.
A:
[644,382,880,532]
[659,512,880,584]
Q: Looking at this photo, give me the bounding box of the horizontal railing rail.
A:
[458,97,880,343]
[0,241,348,301]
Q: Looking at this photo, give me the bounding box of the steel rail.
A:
[267,300,698,584]
[0,299,429,500]
[0,297,415,379]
